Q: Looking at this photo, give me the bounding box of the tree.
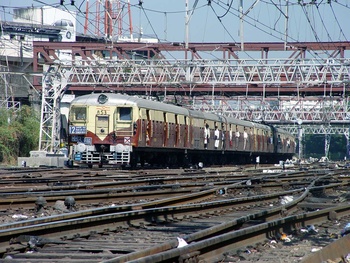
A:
[304,133,346,161]
[0,106,40,165]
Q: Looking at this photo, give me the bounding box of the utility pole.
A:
[284,0,289,50]
[239,0,244,51]
[185,0,190,58]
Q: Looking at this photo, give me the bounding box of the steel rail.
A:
[0,183,307,256]
[0,169,344,211]
[0,175,340,258]
[102,181,314,262]
[0,179,300,231]
[301,234,350,263]
[106,199,350,262]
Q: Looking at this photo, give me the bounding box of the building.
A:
[0,6,76,105]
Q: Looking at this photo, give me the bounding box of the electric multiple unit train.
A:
[67,93,295,168]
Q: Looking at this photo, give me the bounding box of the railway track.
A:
[0,166,349,262]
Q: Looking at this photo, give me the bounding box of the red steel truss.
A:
[34,41,350,153]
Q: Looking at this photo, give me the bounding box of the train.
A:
[66,93,296,168]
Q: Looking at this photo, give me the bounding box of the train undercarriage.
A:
[70,146,294,169]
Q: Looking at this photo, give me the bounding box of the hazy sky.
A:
[1,0,349,44]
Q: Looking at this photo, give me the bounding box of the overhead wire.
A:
[213,1,290,42]
[300,3,332,57]
[213,0,347,61]
[2,0,349,62]
[207,1,256,61]
[132,1,209,60]
[202,4,210,42]
[329,2,349,42]
[138,3,160,42]
[136,2,176,60]
[217,0,234,19]
[315,2,339,50]
[269,0,283,31]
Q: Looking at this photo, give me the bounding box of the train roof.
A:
[71,93,287,134]
[274,126,294,136]
[71,93,190,115]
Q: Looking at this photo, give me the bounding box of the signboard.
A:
[71,136,83,143]
[69,126,87,134]
[84,137,92,145]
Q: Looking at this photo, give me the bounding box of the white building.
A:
[13,6,76,42]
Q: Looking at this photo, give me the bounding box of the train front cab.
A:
[68,101,135,168]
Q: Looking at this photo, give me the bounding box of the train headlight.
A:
[76,143,86,152]
[98,94,108,104]
[115,144,124,153]
[100,128,105,133]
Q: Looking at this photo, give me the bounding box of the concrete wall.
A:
[18,151,68,168]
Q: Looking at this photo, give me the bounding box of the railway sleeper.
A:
[178,251,201,263]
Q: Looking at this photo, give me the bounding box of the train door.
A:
[175,114,179,147]
[262,130,267,152]
[96,115,109,139]
[139,108,147,146]
[177,114,186,148]
[95,113,109,166]
[194,119,201,149]
[268,129,274,153]
[185,116,189,148]
[163,112,168,147]
[146,110,152,146]
[257,128,262,152]
[250,127,255,151]
[115,107,133,137]
[221,119,228,150]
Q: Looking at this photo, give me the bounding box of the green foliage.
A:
[304,134,346,161]
[0,106,40,164]
[329,134,346,160]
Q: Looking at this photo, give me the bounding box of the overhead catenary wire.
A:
[300,4,332,58]
[212,0,349,61]
[207,1,257,61]
[329,2,349,42]
[1,0,349,61]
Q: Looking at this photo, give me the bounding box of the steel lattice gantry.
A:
[277,124,350,160]
[191,95,350,124]
[2,37,350,155]
[40,66,71,152]
[39,58,350,88]
[40,57,350,153]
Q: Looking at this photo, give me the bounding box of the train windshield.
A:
[118,107,132,121]
[70,106,86,121]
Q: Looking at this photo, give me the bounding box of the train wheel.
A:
[130,153,138,169]
[87,163,93,168]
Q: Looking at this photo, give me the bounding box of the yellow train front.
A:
[68,93,191,168]
[68,93,136,168]
[67,93,296,168]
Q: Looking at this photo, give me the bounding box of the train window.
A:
[71,107,86,121]
[119,107,132,121]
[97,116,108,122]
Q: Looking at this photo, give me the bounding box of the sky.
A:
[1,1,349,47]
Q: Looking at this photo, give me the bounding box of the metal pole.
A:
[298,120,303,161]
[239,0,244,51]
[185,0,189,51]
[284,0,289,51]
